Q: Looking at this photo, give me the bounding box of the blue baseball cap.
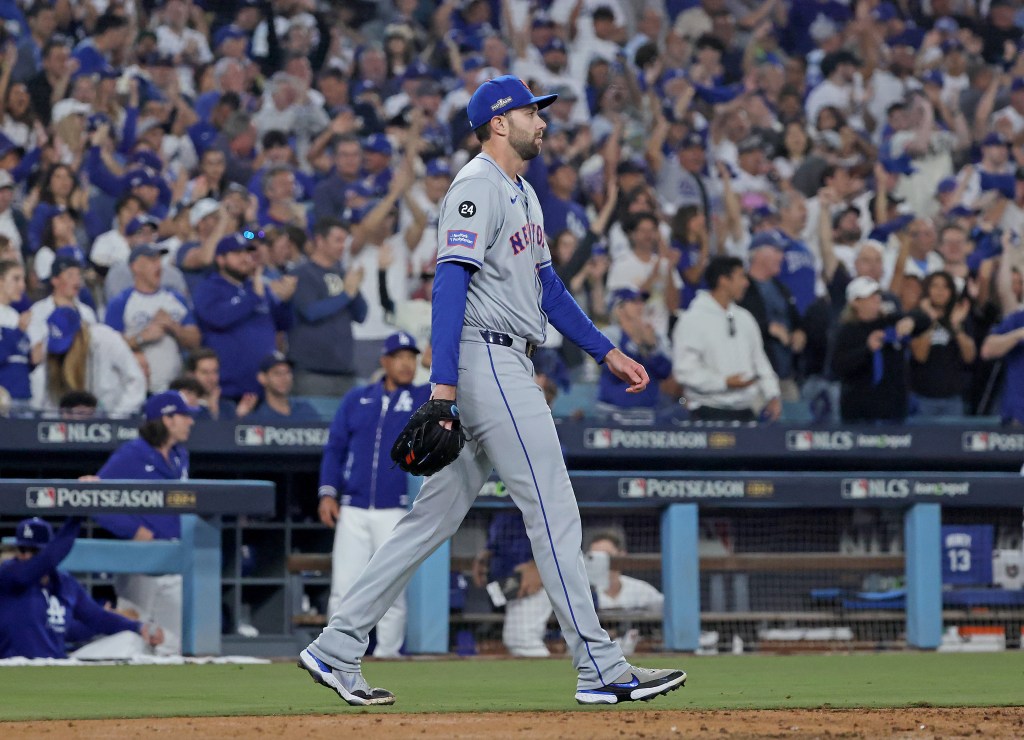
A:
[382,331,420,356]
[351,79,378,97]
[144,390,199,421]
[947,205,978,219]
[466,74,557,129]
[425,158,452,177]
[880,155,916,175]
[47,306,82,355]
[51,246,84,279]
[215,232,254,256]
[15,518,53,550]
[610,287,647,307]
[540,38,567,55]
[749,230,784,251]
[982,132,1009,147]
[921,69,943,87]
[402,60,432,82]
[934,16,959,33]
[937,177,957,195]
[213,24,248,49]
[129,243,169,264]
[871,2,897,21]
[258,350,293,372]
[363,133,393,156]
[130,150,163,172]
[462,54,485,72]
[126,214,161,236]
[126,168,161,189]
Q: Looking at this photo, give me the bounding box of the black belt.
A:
[477,329,537,358]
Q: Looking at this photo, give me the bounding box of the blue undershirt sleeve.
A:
[538,264,614,363]
[429,261,474,386]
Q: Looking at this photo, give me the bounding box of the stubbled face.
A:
[504,105,546,160]
[381,349,417,386]
[193,358,219,393]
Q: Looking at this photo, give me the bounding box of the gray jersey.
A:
[436,153,551,344]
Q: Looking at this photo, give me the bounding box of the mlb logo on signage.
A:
[235,426,265,446]
[962,432,988,451]
[841,479,868,499]
[37,423,67,443]
[26,487,57,508]
[585,428,612,449]
[619,478,647,498]
[786,431,813,451]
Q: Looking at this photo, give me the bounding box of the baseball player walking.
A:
[300,76,686,706]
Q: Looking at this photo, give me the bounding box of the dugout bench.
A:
[0,479,274,655]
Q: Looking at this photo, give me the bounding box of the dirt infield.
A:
[6,707,1024,739]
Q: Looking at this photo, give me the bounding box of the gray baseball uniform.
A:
[308,152,630,690]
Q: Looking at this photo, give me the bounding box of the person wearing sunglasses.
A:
[672,255,782,422]
[0,517,163,659]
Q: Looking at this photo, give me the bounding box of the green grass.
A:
[1,653,1022,721]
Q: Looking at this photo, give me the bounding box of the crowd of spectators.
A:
[0,0,1022,426]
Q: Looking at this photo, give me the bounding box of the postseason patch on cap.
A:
[447,229,478,249]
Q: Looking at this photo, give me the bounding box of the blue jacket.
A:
[319,380,430,509]
[193,272,283,397]
[0,520,141,658]
[92,438,188,541]
[0,312,31,399]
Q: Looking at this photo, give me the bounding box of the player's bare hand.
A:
[140,623,165,646]
[318,496,340,528]
[762,397,782,422]
[515,561,543,598]
[725,373,758,389]
[603,348,649,393]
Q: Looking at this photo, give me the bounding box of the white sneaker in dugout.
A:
[298,648,396,706]
[575,665,687,705]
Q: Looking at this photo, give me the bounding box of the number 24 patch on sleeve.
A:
[447,229,478,249]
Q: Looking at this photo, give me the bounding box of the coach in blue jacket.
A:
[317,331,430,657]
[0,517,164,658]
[193,233,288,399]
[89,390,196,656]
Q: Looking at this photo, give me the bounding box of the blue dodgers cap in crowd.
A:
[750,204,779,225]
[871,2,897,21]
[51,245,85,278]
[540,37,567,55]
[425,158,452,177]
[680,130,704,149]
[381,331,420,356]
[402,59,432,81]
[144,390,199,421]
[213,24,248,49]
[15,517,53,549]
[129,243,169,264]
[126,168,161,189]
[936,177,957,194]
[749,230,785,251]
[921,69,943,87]
[351,79,378,97]
[215,232,254,256]
[880,155,916,175]
[981,132,1009,147]
[610,287,648,307]
[258,351,293,372]
[47,306,82,355]
[125,214,161,236]
[363,133,393,156]
[947,205,978,219]
[466,74,557,129]
[130,150,163,172]
[934,16,959,33]
[940,38,964,54]
[462,54,485,72]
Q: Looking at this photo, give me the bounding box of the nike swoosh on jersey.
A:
[510,195,518,204]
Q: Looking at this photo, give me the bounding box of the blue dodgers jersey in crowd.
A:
[598,326,673,408]
[0,305,31,399]
[0,520,141,658]
[92,438,189,541]
[192,272,282,397]
[777,233,817,316]
[320,380,431,509]
[992,308,1024,424]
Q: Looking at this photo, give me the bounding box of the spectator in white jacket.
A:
[31,307,146,416]
[672,255,781,422]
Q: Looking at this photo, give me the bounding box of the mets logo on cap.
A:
[466,75,558,129]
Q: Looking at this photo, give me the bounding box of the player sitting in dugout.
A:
[0,517,164,659]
